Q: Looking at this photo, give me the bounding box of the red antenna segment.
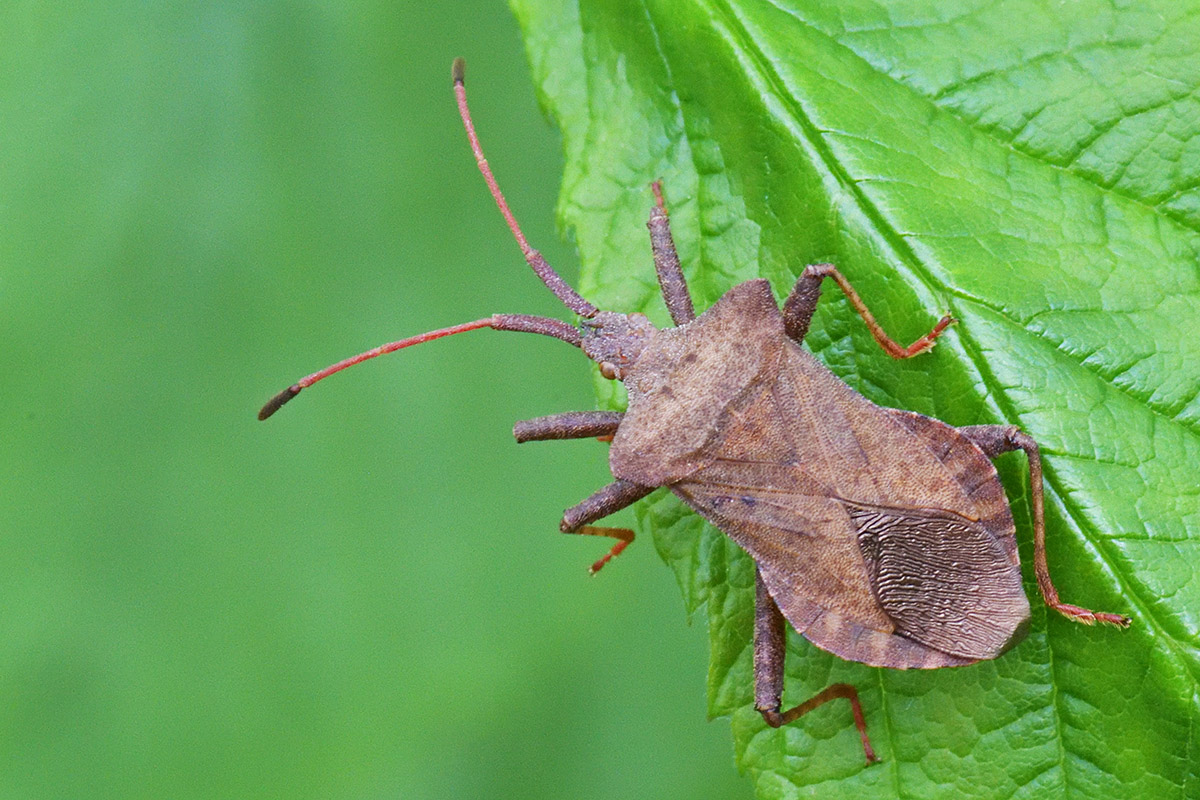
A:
[258,314,580,420]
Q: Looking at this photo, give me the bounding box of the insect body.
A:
[261,58,1131,764]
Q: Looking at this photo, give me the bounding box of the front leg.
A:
[783,263,954,354]
[753,569,877,764]
[958,424,1131,627]
[513,411,623,443]
[560,480,655,573]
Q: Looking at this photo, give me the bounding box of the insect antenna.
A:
[258,314,581,420]
[258,59,605,422]
[453,58,598,319]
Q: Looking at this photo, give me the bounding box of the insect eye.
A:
[599,362,619,380]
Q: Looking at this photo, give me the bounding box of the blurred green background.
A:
[0,3,753,798]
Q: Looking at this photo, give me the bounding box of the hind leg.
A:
[753,569,877,764]
[782,263,954,354]
[958,424,1131,627]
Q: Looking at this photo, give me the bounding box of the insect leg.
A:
[571,526,635,575]
[647,181,696,325]
[513,411,623,443]
[753,569,878,764]
[958,425,1132,628]
[782,263,954,356]
[559,480,656,573]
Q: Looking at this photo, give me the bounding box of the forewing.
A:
[772,345,985,517]
[673,351,1031,663]
[673,448,894,633]
[883,408,1018,561]
[675,455,1028,663]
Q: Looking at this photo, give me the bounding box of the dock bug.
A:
[259,58,1132,763]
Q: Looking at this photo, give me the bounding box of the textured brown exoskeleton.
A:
[260,59,1132,764]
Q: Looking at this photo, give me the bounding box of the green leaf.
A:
[511,0,1200,796]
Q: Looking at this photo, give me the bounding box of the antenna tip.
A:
[452,58,465,86]
[651,179,666,208]
[258,385,301,421]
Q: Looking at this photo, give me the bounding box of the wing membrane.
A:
[848,502,1029,658]
[674,454,894,632]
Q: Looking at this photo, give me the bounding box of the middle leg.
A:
[782,263,954,355]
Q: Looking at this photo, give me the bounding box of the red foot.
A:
[589,540,629,575]
[1053,602,1131,627]
[893,314,956,358]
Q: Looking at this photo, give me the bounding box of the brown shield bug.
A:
[259,58,1132,764]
